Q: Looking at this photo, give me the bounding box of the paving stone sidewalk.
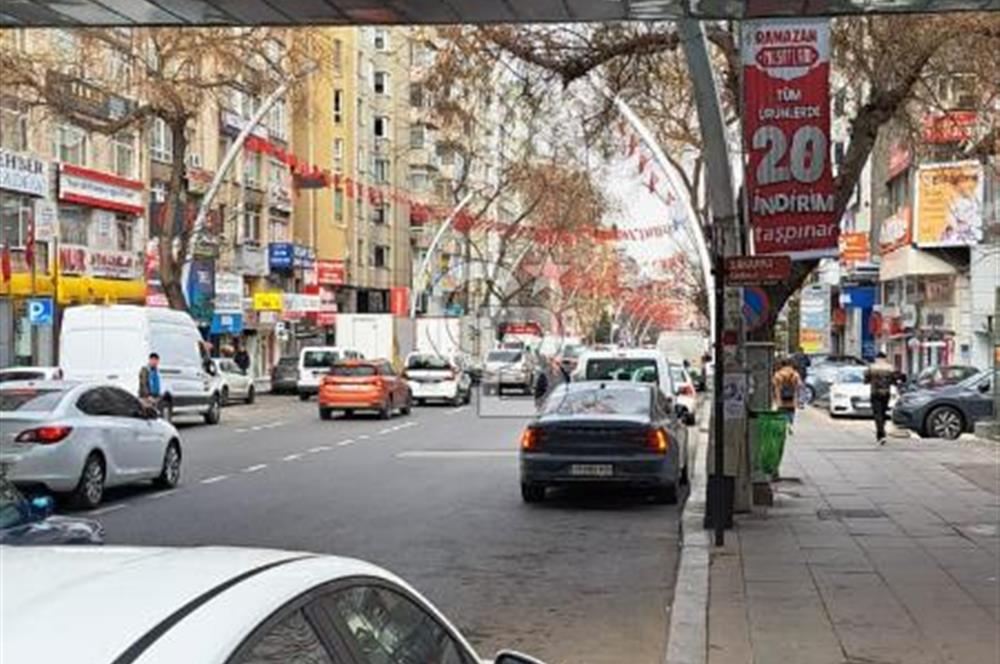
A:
[707,407,1000,664]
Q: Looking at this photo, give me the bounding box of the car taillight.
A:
[646,428,669,454]
[520,427,542,451]
[680,384,696,396]
[15,426,73,444]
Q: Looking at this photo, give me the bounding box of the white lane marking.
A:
[448,406,467,414]
[200,475,229,484]
[261,421,285,430]
[378,427,395,435]
[309,445,332,453]
[395,421,417,430]
[88,503,127,516]
[282,453,303,461]
[250,425,263,431]
[242,464,267,473]
[358,435,371,440]
[148,489,178,500]
[337,439,355,447]
[234,428,250,434]
[396,450,516,459]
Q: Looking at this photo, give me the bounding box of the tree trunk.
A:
[159,117,191,312]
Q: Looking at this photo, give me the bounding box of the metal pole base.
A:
[704,475,735,538]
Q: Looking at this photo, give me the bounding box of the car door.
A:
[968,375,994,421]
[105,387,164,476]
[75,387,137,480]
[380,362,402,404]
[221,360,246,399]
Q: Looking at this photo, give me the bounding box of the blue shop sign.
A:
[269,242,294,270]
[210,313,244,335]
[293,244,315,269]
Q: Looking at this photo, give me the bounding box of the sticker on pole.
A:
[742,19,837,259]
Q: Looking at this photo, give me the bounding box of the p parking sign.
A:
[27,297,54,326]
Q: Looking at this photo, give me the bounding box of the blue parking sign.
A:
[27,298,53,326]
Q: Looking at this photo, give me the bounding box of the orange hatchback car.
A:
[318,360,413,420]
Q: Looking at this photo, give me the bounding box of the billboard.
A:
[915,161,984,247]
[742,19,837,258]
[799,285,831,355]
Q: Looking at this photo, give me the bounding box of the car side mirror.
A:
[494,651,549,664]
[29,495,55,520]
[979,381,991,394]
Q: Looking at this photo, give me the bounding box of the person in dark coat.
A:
[234,345,251,374]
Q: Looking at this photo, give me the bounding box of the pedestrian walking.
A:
[772,359,802,433]
[864,352,897,446]
[234,345,251,375]
[138,352,162,413]
[533,368,550,410]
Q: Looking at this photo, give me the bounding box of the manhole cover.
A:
[817,508,886,520]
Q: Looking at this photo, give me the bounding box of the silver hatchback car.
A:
[0,381,182,509]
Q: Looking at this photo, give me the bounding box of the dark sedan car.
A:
[519,381,689,504]
[892,372,994,440]
[269,356,299,394]
[0,476,103,545]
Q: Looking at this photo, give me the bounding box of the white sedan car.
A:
[828,366,898,417]
[0,381,182,508]
[0,546,548,664]
[212,358,256,405]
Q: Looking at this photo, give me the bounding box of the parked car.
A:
[911,365,980,391]
[318,359,412,420]
[669,363,699,425]
[404,352,472,406]
[297,346,363,400]
[828,366,898,417]
[0,546,550,664]
[519,381,689,504]
[572,347,677,399]
[212,358,256,405]
[59,304,222,425]
[556,344,585,375]
[803,359,859,405]
[482,348,536,395]
[0,381,183,509]
[269,355,299,394]
[892,371,995,440]
[0,366,63,383]
[0,475,103,544]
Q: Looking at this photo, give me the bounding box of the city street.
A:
[83,393,685,664]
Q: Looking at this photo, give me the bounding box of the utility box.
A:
[745,342,777,506]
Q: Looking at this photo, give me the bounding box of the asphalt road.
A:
[85,392,686,664]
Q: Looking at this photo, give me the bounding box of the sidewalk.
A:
[708,408,1000,664]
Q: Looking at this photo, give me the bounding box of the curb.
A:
[665,415,710,664]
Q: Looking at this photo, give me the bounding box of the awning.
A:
[879,246,957,282]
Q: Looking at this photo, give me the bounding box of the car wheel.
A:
[204,394,221,425]
[220,386,230,406]
[319,407,332,421]
[452,392,463,407]
[463,389,472,405]
[71,453,105,509]
[926,406,964,440]
[298,392,310,401]
[416,398,426,407]
[245,385,255,405]
[159,397,173,424]
[653,484,678,505]
[401,392,412,415]
[521,483,546,503]
[154,441,182,489]
[803,385,816,405]
[380,398,392,420]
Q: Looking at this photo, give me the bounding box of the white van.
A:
[60,304,222,424]
[572,348,676,401]
[296,346,363,400]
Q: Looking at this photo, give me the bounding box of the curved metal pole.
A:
[410,191,475,319]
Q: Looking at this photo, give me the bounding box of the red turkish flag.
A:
[24,213,35,269]
[1,244,11,284]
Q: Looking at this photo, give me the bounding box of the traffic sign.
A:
[725,256,791,286]
[27,297,53,326]
[742,287,770,331]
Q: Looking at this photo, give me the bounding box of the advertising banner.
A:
[268,242,294,271]
[838,232,870,264]
[742,19,837,258]
[799,284,831,354]
[390,287,410,317]
[59,164,143,215]
[879,206,912,255]
[0,148,48,197]
[915,161,984,247]
[214,272,243,314]
[317,259,346,286]
[185,259,215,325]
[253,292,283,311]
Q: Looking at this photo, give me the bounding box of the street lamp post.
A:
[410,192,475,319]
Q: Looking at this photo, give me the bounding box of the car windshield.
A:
[277,357,298,368]
[585,359,659,384]
[303,350,339,368]
[487,351,522,363]
[0,388,67,412]
[0,371,46,383]
[837,368,866,384]
[407,355,451,370]
[544,386,651,416]
[330,365,377,377]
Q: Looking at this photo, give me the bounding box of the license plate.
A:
[570,464,613,478]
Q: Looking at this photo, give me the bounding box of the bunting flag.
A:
[1,244,11,284]
[627,134,639,157]
[638,153,650,174]
[647,172,658,194]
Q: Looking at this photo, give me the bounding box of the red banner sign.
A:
[389,286,409,317]
[838,232,870,264]
[742,19,837,258]
[316,259,346,286]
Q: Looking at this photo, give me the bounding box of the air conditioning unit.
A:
[186,153,203,169]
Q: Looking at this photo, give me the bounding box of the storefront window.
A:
[52,124,88,166]
[59,205,89,245]
[0,193,32,247]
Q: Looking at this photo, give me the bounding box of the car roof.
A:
[0,546,392,664]
[580,348,662,359]
[0,379,83,391]
[558,380,654,393]
[0,366,58,373]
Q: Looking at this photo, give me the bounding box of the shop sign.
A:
[59,245,88,275]
[915,161,984,247]
[921,307,953,330]
[725,255,791,286]
[741,19,837,258]
[90,250,140,279]
[210,313,244,335]
[33,199,57,241]
[838,232,870,264]
[186,259,215,324]
[317,286,337,326]
[258,310,280,326]
[922,111,977,144]
[253,291,283,311]
[186,167,214,195]
[800,285,831,354]
[268,242,294,270]
[0,148,48,197]
[879,207,912,255]
[59,164,143,214]
[214,272,243,314]
[282,293,321,313]
[317,259,346,286]
[389,287,410,317]
[293,244,315,269]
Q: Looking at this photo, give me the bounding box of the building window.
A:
[410,166,430,191]
[0,193,32,247]
[373,157,390,184]
[149,118,173,164]
[374,28,388,51]
[0,105,28,152]
[243,151,263,189]
[54,29,77,57]
[334,188,344,220]
[373,244,389,268]
[410,125,425,149]
[111,131,136,178]
[357,239,365,267]
[333,138,344,172]
[357,98,364,127]
[332,39,343,75]
[333,89,343,124]
[115,214,135,252]
[887,171,910,215]
[372,203,389,225]
[357,145,366,175]
[268,214,288,244]
[373,71,389,95]
[107,48,132,88]
[409,83,424,108]
[242,205,261,244]
[52,124,87,166]
[59,205,89,245]
[374,116,389,139]
[269,99,287,141]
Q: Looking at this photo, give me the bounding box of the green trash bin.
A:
[755,411,788,477]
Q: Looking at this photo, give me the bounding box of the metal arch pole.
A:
[679,18,740,547]
[410,191,475,319]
